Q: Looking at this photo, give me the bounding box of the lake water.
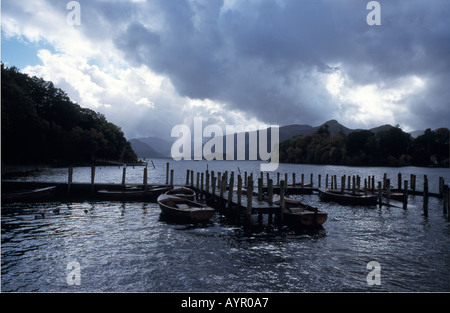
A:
[1,160,450,292]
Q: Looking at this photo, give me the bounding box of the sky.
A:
[1,0,449,140]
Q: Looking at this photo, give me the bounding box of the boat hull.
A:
[157,194,214,223]
[2,186,56,203]
[318,188,378,206]
[97,186,170,201]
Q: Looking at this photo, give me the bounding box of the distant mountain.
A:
[134,136,173,158]
[130,120,430,160]
[129,139,164,158]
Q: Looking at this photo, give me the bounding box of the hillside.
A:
[1,64,138,165]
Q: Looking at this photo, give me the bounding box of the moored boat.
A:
[157,194,215,223]
[2,186,57,203]
[97,185,170,201]
[318,188,378,206]
[164,187,196,200]
[272,196,328,227]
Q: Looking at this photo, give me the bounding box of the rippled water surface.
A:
[2,161,450,292]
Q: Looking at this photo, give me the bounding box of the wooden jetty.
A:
[2,163,449,224]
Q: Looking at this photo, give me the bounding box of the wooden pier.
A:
[2,163,449,224]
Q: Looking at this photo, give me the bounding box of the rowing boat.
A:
[97,186,170,201]
[164,187,196,200]
[318,188,378,206]
[273,195,328,227]
[2,186,57,203]
[157,194,215,223]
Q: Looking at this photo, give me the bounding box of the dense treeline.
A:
[280,124,449,167]
[1,64,137,165]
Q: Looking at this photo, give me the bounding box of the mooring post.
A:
[347,175,351,191]
[170,169,174,186]
[166,162,169,185]
[219,175,226,208]
[190,170,194,187]
[143,167,148,190]
[200,172,204,200]
[301,173,304,188]
[268,179,273,206]
[244,171,248,187]
[206,170,210,196]
[212,175,217,197]
[341,176,345,194]
[310,173,313,187]
[277,172,280,186]
[285,173,288,188]
[227,172,234,209]
[352,176,356,194]
[439,177,444,197]
[403,180,408,210]
[237,175,242,208]
[279,180,285,228]
[122,167,127,189]
[292,173,296,187]
[246,177,254,221]
[318,174,321,188]
[186,169,190,186]
[443,184,448,215]
[325,174,329,189]
[91,165,96,191]
[257,178,263,201]
[423,175,429,216]
[68,166,73,194]
[383,173,387,189]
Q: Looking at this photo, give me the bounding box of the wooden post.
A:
[279,180,285,228]
[122,167,127,189]
[206,170,210,195]
[200,172,204,200]
[219,175,225,207]
[383,173,387,190]
[246,177,254,220]
[310,173,313,186]
[212,176,217,197]
[257,178,263,201]
[277,172,280,186]
[285,173,288,187]
[347,175,351,191]
[196,172,200,196]
[301,173,305,188]
[371,176,375,192]
[341,176,345,194]
[237,175,242,207]
[191,170,194,187]
[378,181,382,208]
[403,180,408,210]
[68,166,73,194]
[166,162,169,185]
[268,179,273,206]
[326,174,328,188]
[423,175,429,216]
[443,184,448,215]
[186,169,190,185]
[318,174,321,188]
[439,177,444,197]
[170,169,174,186]
[411,174,416,193]
[91,166,96,191]
[292,173,296,187]
[352,176,356,194]
[143,167,148,190]
[227,172,234,209]
[244,171,248,187]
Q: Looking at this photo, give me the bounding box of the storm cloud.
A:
[2,0,449,138]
